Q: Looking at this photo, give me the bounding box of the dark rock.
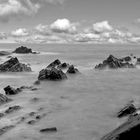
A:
[36,115,41,120]
[27,120,36,125]
[38,67,67,81]
[34,80,40,85]
[0,51,11,56]
[67,65,79,74]
[5,105,21,114]
[0,57,32,72]
[40,127,57,133]
[57,63,69,69]
[13,46,32,54]
[0,94,12,105]
[121,56,131,62]
[101,114,140,140]
[4,85,19,95]
[117,102,137,118]
[0,125,15,136]
[47,59,61,68]
[95,55,135,70]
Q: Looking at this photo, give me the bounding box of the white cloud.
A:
[11,28,29,37]
[93,21,113,33]
[50,19,77,34]
[35,24,51,35]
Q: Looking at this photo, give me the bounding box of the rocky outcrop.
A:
[4,85,19,95]
[38,67,67,81]
[67,65,79,74]
[117,102,137,118]
[13,46,32,54]
[95,55,135,70]
[0,94,12,105]
[0,57,32,72]
[101,114,140,140]
[47,59,61,68]
[0,51,11,56]
[57,63,69,69]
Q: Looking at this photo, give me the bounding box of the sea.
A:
[0,43,140,140]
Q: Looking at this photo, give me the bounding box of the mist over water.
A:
[0,43,140,140]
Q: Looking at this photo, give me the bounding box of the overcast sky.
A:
[0,0,140,44]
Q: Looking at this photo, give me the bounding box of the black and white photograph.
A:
[0,0,139,140]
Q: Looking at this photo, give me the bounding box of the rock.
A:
[5,105,21,114]
[38,67,67,81]
[101,114,140,140]
[4,85,19,95]
[27,120,36,125]
[13,46,32,54]
[0,57,32,72]
[0,94,12,105]
[0,125,15,136]
[40,127,57,133]
[0,51,11,56]
[121,56,131,62]
[57,63,69,69]
[95,55,135,70]
[117,102,137,118]
[34,80,40,85]
[0,113,4,118]
[47,59,61,68]
[67,65,79,74]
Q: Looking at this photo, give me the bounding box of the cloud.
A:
[0,0,66,22]
[93,21,113,33]
[0,32,7,40]
[50,19,77,34]
[11,28,29,37]
[35,24,51,35]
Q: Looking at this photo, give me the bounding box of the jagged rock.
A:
[121,56,132,62]
[67,65,79,74]
[95,55,135,70]
[5,105,21,114]
[0,51,11,56]
[47,59,61,68]
[101,114,140,140]
[4,85,19,95]
[57,63,69,69]
[0,57,32,72]
[117,102,137,118]
[40,127,57,133]
[0,94,12,105]
[38,67,67,81]
[13,46,32,54]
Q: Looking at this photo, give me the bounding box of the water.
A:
[0,43,140,140]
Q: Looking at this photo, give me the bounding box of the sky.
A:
[0,0,140,44]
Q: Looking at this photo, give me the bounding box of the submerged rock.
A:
[40,127,57,133]
[67,65,79,74]
[95,55,135,70]
[0,57,32,72]
[0,51,11,56]
[47,59,61,68]
[38,67,67,81]
[101,114,140,140]
[0,125,15,136]
[117,102,137,118]
[13,46,32,54]
[0,94,12,105]
[5,105,21,114]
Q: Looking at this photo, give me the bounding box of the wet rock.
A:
[67,65,79,74]
[36,115,41,120]
[0,57,32,72]
[13,46,32,54]
[4,85,19,95]
[5,105,21,114]
[0,94,12,105]
[95,55,135,70]
[101,114,140,140]
[40,127,57,133]
[27,120,36,125]
[0,51,11,56]
[121,56,131,62]
[47,59,61,68]
[57,63,69,69]
[117,102,137,118]
[0,125,15,136]
[34,80,40,85]
[38,67,67,81]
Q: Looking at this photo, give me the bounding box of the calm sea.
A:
[0,43,140,140]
